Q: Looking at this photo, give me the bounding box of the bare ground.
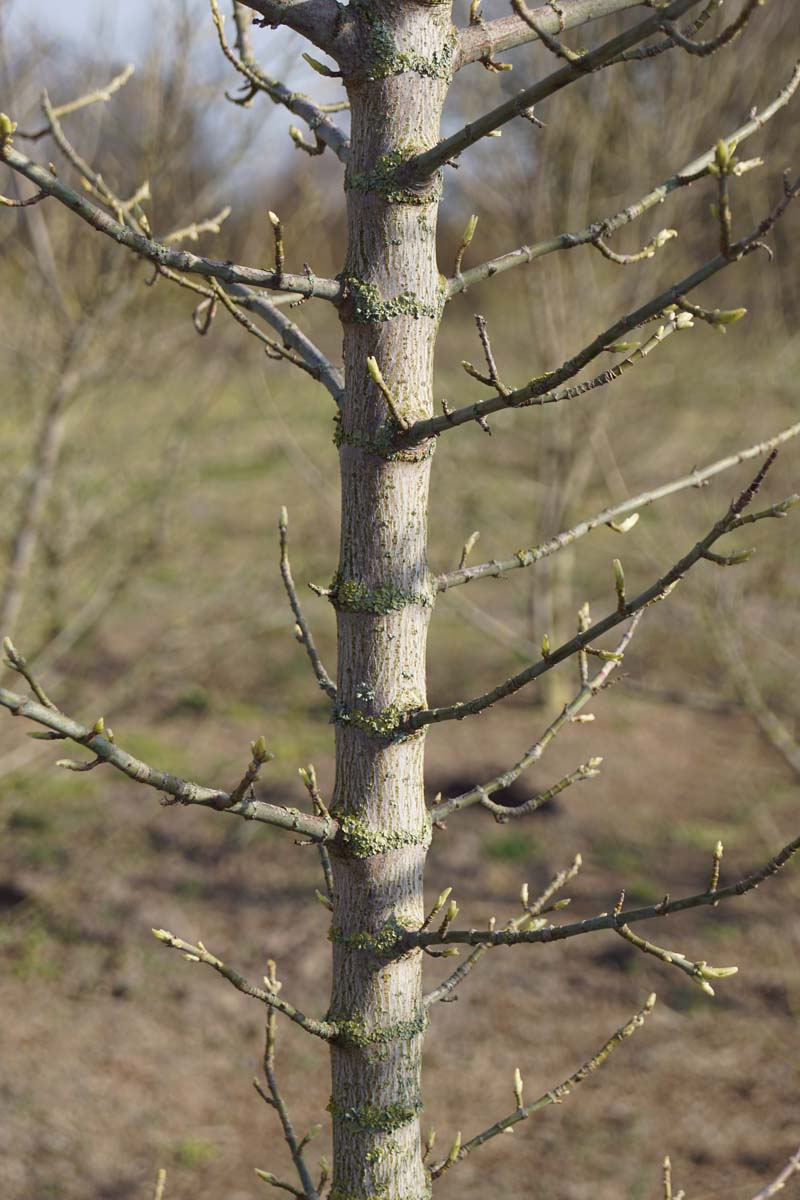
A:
[1,691,798,1200]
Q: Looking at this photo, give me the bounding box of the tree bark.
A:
[329,5,453,1199]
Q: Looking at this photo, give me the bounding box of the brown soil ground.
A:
[1,692,798,1200]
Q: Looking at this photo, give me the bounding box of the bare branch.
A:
[430,617,639,823]
[279,508,337,700]
[0,653,335,841]
[457,0,645,70]
[429,994,656,1177]
[403,173,800,444]
[750,1145,800,1200]
[0,145,342,302]
[407,828,800,951]
[210,0,350,164]
[424,856,582,1006]
[647,0,763,62]
[236,0,350,57]
[446,59,800,297]
[228,284,345,404]
[435,420,800,592]
[151,931,336,1041]
[254,960,322,1200]
[407,457,797,730]
[613,893,737,995]
[404,0,704,182]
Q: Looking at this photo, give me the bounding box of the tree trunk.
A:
[329,5,453,1199]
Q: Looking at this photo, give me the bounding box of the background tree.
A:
[1,2,799,1199]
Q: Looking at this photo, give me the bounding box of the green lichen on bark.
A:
[346,149,443,205]
[328,914,411,956]
[351,1,457,81]
[337,813,432,859]
[328,1098,424,1134]
[328,572,435,614]
[333,415,436,462]
[333,1011,429,1048]
[343,277,442,324]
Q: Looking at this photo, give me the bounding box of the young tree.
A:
[1,2,799,1198]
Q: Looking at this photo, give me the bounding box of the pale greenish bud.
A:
[732,156,763,177]
[439,946,460,958]
[654,228,678,248]
[251,735,270,762]
[540,633,551,658]
[279,505,288,530]
[715,139,732,172]
[366,356,384,387]
[519,882,529,908]
[0,113,17,144]
[301,52,338,77]
[435,886,453,910]
[714,307,747,326]
[151,928,173,943]
[588,756,604,770]
[462,213,479,246]
[444,900,459,922]
[775,494,800,514]
[513,1067,524,1108]
[445,1131,462,1168]
[268,210,281,228]
[424,1128,437,1155]
[673,311,694,330]
[613,557,625,593]
[552,898,572,911]
[572,713,595,723]
[698,963,739,979]
[255,1169,280,1186]
[92,716,105,736]
[609,513,639,534]
[605,341,640,353]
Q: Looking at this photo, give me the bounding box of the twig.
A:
[404,830,800,951]
[430,617,639,822]
[0,651,335,840]
[614,903,737,996]
[403,170,800,444]
[279,508,337,699]
[435,420,800,592]
[225,735,276,810]
[429,994,656,1176]
[254,960,322,1199]
[405,0,704,181]
[408,458,797,731]
[750,1144,800,1200]
[446,61,800,297]
[0,145,342,302]
[151,931,336,1040]
[209,0,350,163]
[424,856,581,1005]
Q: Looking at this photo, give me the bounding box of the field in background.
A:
[1,3,799,1198]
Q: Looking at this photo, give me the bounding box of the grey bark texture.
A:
[328,6,451,1199]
